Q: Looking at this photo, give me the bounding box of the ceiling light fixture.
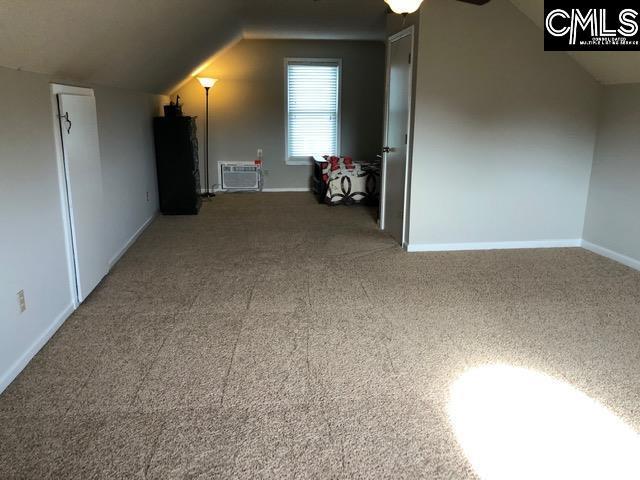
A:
[384,0,424,15]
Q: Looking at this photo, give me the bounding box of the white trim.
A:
[108,213,157,270]
[401,28,415,246]
[50,83,95,309]
[581,241,640,272]
[203,188,310,193]
[51,83,94,96]
[284,57,342,164]
[380,46,389,230]
[381,25,415,248]
[406,239,582,252]
[0,303,76,394]
[286,158,315,166]
[262,188,311,192]
[406,238,640,271]
[388,26,415,43]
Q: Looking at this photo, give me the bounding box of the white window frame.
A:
[284,57,342,165]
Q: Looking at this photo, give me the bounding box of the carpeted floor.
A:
[1,192,639,479]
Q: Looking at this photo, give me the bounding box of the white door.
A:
[382,28,414,245]
[57,93,107,302]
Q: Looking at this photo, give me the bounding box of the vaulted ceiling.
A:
[509,0,640,84]
[0,0,638,95]
[0,0,387,94]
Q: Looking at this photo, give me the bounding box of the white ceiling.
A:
[0,0,386,94]
[1,0,638,94]
[509,0,640,84]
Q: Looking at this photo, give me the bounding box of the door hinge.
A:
[408,53,412,64]
[405,134,408,145]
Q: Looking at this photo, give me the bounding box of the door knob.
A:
[382,146,391,153]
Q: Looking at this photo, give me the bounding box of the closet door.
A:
[382,27,414,246]
[57,93,107,302]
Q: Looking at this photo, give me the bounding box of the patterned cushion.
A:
[321,156,355,185]
[316,155,380,206]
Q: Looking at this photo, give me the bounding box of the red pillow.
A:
[320,155,355,184]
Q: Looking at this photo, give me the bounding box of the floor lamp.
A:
[197,77,218,198]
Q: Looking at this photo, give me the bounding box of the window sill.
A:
[286,157,314,166]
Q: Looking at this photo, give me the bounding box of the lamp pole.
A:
[197,77,218,199]
[204,85,213,198]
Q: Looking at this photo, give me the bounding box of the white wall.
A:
[94,87,163,267]
[583,84,640,269]
[407,0,601,249]
[0,67,74,390]
[0,65,165,392]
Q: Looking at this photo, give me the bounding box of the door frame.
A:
[50,83,95,308]
[380,25,415,248]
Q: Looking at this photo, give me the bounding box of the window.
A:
[286,58,341,164]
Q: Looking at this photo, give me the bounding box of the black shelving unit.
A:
[153,116,201,215]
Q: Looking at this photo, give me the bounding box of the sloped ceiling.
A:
[0,0,387,94]
[2,0,638,94]
[240,0,387,40]
[509,0,640,84]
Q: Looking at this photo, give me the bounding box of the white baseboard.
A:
[406,238,640,272]
[203,188,310,193]
[108,213,157,270]
[210,188,311,193]
[406,239,582,253]
[581,240,640,272]
[262,188,311,192]
[0,303,76,394]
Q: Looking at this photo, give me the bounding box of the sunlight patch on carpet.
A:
[448,364,640,480]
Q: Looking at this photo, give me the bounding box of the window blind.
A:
[287,61,340,159]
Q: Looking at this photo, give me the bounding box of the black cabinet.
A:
[153,116,201,215]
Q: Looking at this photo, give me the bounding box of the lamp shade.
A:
[197,77,218,89]
[385,0,424,14]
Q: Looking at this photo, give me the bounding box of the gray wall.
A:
[583,84,640,264]
[0,67,73,388]
[94,86,163,266]
[174,39,386,190]
[0,65,164,391]
[407,0,601,247]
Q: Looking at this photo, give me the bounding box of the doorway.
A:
[381,26,415,247]
[51,84,107,305]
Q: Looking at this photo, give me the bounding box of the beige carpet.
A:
[1,192,639,479]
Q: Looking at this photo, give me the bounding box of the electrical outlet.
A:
[257,148,263,159]
[17,290,26,313]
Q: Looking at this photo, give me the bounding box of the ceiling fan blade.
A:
[456,0,491,5]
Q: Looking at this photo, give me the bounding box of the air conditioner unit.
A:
[219,162,262,191]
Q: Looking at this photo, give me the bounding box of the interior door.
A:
[57,93,107,302]
[382,29,413,245]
